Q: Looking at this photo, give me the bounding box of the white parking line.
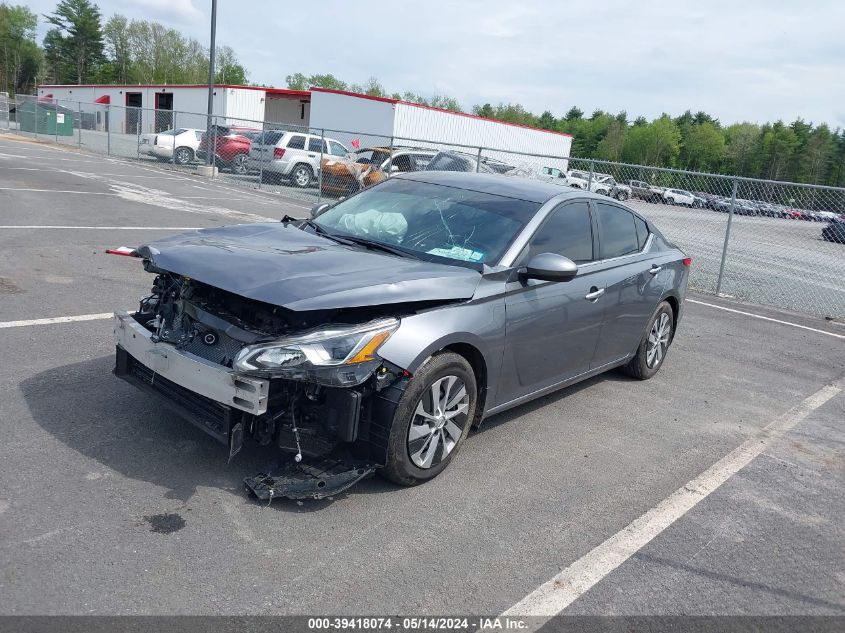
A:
[0,166,184,179]
[0,313,113,329]
[0,225,199,230]
[0,187,117,195]
[688,299,845,340]
[502,381,842,624]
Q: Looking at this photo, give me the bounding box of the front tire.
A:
[623,301,674,380]
[615,191,629,201]
[381,352,477,486]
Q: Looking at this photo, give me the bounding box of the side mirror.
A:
[310,202,330,219]
[519,252,578,282]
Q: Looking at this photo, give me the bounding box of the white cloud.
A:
[120,0,203,25]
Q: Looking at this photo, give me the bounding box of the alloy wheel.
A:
[407,375,469,469]
[647,312,672,368]
[232,154,248,174]
[293,166,311,187]
[175,147,192,165]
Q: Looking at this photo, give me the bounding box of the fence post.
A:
[476,147,482,172]
[78,102,82,148]
[586,159,595,192]
[136,108,141,160]
[716,179,739,296]
[106,104,111,155]
[34,98,38,139]
[171,111,177,166]
[258,120,265,191]
[213,117,219,178]
[54,104,59,144]
[317,128,325,203]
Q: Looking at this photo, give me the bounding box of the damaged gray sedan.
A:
[113,172,690,499]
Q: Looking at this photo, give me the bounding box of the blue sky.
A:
[28,0,845,128]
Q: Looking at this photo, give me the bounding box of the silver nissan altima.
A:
[113,171,689,500]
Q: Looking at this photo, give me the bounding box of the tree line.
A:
[0,0,246,92]
[286,72,845,188]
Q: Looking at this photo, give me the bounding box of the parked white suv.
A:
[140,128,203,165]
[663,188,696,206]
[249,130,349,188]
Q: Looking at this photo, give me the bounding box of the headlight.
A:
[233,318,399,386]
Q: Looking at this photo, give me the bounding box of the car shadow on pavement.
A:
[20,354,403,510]
[21,355,638,511]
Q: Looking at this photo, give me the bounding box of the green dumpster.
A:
[17,101,75,136]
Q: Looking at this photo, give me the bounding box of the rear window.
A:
[426,152,475,172]
[286,135,306,150]
[256,130,285,145]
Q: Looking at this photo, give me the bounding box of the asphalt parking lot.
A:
[1,134,844,618]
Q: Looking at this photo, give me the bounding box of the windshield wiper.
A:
[282,215,354,245]
[339,235,418,259]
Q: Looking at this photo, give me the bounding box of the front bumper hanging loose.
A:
[244,454,377,501]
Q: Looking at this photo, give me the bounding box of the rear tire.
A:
[623,301,674,380]
[615,191,629,201]
[290,164,313,188]
[174,146,193,165]
[381,352,477,486]
[231,153,248,174]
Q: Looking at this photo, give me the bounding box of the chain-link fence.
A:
[7,95,845,320]
[0,92,9,131]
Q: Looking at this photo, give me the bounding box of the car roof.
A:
[396,171,609,204]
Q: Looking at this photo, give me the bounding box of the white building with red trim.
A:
[36,84,310,134]
[36,83,572,168]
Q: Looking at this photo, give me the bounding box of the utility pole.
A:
[205,0,217,166]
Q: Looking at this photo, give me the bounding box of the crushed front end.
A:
[113,269,410,501]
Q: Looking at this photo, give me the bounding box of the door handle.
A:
[585,287,605,301]
[649,265,662,275]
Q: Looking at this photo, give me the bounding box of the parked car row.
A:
[141,129,845,240]
[624,179,845,224]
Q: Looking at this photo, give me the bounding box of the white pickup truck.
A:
[565,170,632,200]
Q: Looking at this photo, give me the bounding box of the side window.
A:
[392,154,414,172]
[329,141,347,156]
[525,201,593,263]
[286,135,306,150]
[634,216,649,249]
[194,131,203,142]
[595,203,640,259]
[308,137,326,153]
[411,153,433,170]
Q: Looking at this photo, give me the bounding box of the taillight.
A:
[682,257,692,267]
[273,147,285,159]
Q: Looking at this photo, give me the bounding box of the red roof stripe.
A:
[309,86,399,104]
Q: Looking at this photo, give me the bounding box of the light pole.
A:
[205,0,217,166]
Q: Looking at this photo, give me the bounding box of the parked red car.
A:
[197,125,260,174]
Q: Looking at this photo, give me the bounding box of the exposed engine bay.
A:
[115,268,421,500]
